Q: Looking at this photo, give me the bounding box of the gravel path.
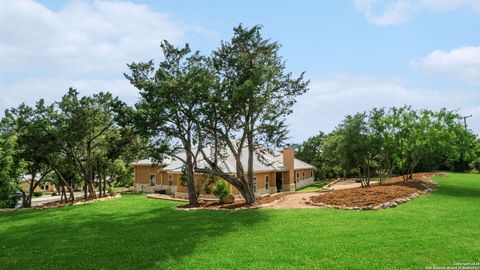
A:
[328,180,363,190]
[265,192,321,209]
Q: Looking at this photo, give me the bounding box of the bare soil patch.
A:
[310,173,441,210]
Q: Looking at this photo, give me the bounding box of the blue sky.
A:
[1,0,480,142]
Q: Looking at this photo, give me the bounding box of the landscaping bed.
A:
[0,194,121,212]
[309,173,441,210]
[176,192,292,211]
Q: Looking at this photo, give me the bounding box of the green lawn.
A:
[1,173,479,269]
[296,181,329,191]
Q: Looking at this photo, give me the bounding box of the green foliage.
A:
[107,186,116,196]
[126,40,212,205]
[4,194,20,208]
[212,180,231,204]
[297,106,476,181]
[293,132,326,179]
[32,192,42,197]
[0,88,144,207]
[107,159,134,188]
[183,25,309,204]
[0,132,23,208]
[127,25,309,204]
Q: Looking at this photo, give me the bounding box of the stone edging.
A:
[306,182,438,210]
[146,194,189,202]
[174,196,287,211]
[0,194,122,212]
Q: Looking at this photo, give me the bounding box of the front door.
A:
[276,172,283,192]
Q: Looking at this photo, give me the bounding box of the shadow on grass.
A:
[0,195,268,270]
[433,182,480,199]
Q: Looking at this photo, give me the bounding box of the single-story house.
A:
[131,146,315,199]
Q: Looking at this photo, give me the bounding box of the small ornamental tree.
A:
[213,180,231,204]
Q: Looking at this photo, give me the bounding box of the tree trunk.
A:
[60,185,64,203]
[366,159,370,187]
[48,160,75,204]
[195,139,256,205]
[20,190,27,207]
[103,176,106,197]
[60,185,64,204]
[185,150,199,206]
[247,131,255,193]
[88,181,97,199]
[98,174,102,198]
[24,173,35,208]
[238,181,256,204]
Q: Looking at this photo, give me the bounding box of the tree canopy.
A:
[295,106,477,184]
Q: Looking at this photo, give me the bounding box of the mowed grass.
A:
[296,181,330,191]
[1,173,479,270]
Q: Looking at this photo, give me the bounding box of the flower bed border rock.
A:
[307,182,438,210]
[0,194,122,212]
[174,194,288,211]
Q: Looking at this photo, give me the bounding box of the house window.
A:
[168,174,173,186]
[311,171,314,177]
[302,172,305,179]
[265,176,269,190]
[150,174,156,186]
[253,177,257,192]
[296,172,299,181]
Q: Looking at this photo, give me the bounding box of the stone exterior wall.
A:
[295,177,315,190]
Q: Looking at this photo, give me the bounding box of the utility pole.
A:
[460,115,472,131]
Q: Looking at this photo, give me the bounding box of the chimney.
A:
[283,147,295,190]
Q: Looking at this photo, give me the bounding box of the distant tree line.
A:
[0,90,145,208]
[294,106,478,186]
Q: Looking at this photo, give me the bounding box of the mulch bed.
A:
[309,173,441,210]
[176,192,292,211]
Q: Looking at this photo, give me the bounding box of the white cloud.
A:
[287,75,480,142]
[411,46,480,84]
[0,0,191,76]
[355,0,416,26]
[355,0,480,25]
[0,0,217,116]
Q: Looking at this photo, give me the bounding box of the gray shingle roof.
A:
[132,144,315,173]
